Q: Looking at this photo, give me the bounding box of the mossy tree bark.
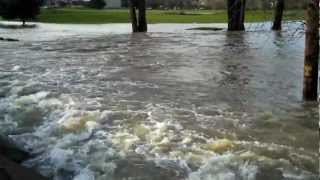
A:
[227,0,246,31]
[272,0,285,30]
[303,0,319,101]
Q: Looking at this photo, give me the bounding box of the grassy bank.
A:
[37,8,304,24]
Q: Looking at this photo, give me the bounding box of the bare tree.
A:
[272,0,285,30]
[227,0,246,31]
[303,0,319,101]
[129,0,147,33]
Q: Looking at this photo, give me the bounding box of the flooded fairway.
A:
[0,22,318,180]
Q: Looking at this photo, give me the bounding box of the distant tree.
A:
[261,0,272,10]
[147,0,162,9]
[0,0,41,26]
[204,0,226,9]
[122,0,129,8]
[88,0,106,9]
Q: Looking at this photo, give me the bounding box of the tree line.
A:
[123,0,305,10]
[202,0,305,10]
[0,0,108,25]
[0,0,42,26]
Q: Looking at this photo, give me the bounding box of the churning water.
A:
[0,22,318,180]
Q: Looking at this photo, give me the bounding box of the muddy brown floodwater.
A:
[0,22,318,180]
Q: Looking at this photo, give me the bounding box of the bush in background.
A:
[88,0,106,9]
[0,0,41,26]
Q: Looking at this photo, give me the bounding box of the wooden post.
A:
[272,0,284,30]
[129,0,147,33]
[303,0,319,101]
[227,0,246,31]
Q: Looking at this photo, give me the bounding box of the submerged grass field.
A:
[37,8,304,24]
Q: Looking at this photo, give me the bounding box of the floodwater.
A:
[0,22,318,180]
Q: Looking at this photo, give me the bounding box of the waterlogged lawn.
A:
[37,8,304,24]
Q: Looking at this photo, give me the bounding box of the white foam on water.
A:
[190,155,231,180]
[50,147,74,169]
[73,169,95,180]
[15,91,50,104]
[0,87,317,180]
[12,65,21,71]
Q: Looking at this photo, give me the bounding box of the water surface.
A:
[0,22,318,180]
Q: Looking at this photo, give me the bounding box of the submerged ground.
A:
[0,22,318,180]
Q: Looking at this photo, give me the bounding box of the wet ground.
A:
[0,22,318,180]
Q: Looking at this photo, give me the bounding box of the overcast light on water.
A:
[0,22,318,180]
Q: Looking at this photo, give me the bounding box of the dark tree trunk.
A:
[272,0,285,30]
[129,0,147,33]
[137,0,147,32]
[22,20,26,27]
[130,0,138,32]
[227,0,246,31]
[303,0,319,101]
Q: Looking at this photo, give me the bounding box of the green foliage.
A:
[88,0,106,9]
[0,0,41,25]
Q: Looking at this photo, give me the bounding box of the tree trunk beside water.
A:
[227,0,246,31]
[129,0,147,33]
[303,0,319,101]
[272,0,284,30]
[22,20,26,27]
[130,1,138,32]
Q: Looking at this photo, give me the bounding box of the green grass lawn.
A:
[35,8,304,24]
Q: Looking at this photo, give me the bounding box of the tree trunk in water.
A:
[137,0,147,32]
[130,0,138,32]
[129,0,147,33]
[227,0,246,31]
[272,0,284,30]
[303,0,319,101]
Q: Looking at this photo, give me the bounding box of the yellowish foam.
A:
[133,124,150,140]
[112,131,140,151]
[204,139,234,154]
[62,113,98,132]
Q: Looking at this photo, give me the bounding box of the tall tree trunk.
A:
[22,20,26,27]
[129,0,147,33]
[137,0,147,32]
[130,0,138,32]
[303,0,319,101]
[227,0,246,31]
[272,0,285,30]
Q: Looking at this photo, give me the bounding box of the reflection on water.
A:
[0,22,318,180]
